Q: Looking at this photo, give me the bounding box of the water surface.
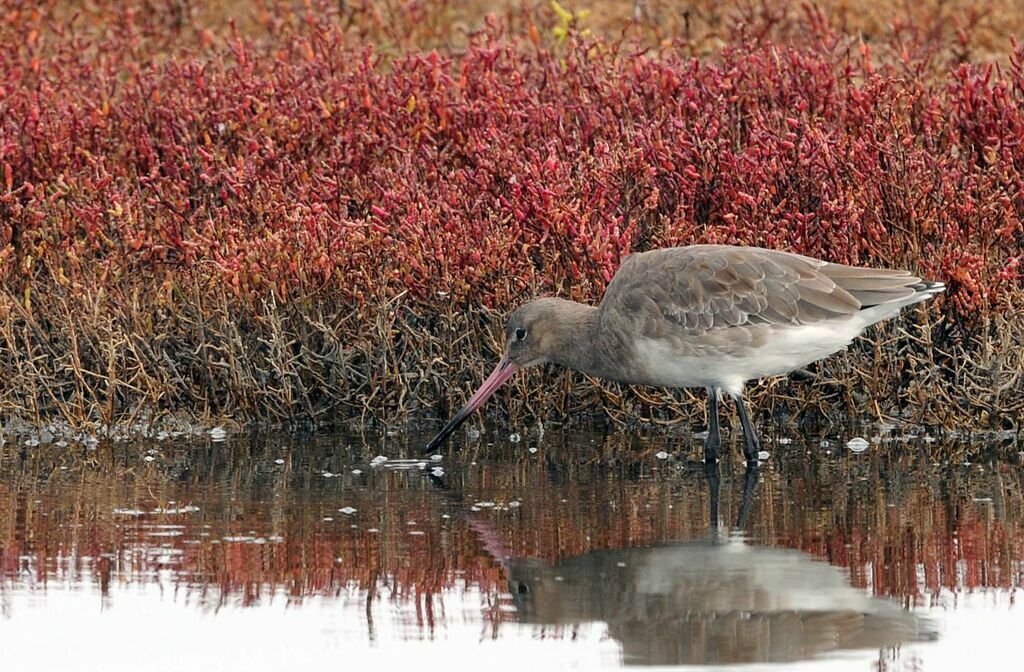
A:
[1,429,1021,670]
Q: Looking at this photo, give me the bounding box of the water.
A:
[1,430,1022,671]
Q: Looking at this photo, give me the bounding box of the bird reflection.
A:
[434,461,937,666]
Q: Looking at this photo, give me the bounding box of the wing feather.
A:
[599,245,929,338]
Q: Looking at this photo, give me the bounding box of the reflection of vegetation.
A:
[1,432,1022,624]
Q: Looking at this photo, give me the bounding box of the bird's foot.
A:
[741,436,762,466]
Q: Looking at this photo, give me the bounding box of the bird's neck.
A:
[545,299,640,383]
[547,302,603,374]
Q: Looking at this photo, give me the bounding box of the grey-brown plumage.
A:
[603,245,929,332]
[424,245,944,463]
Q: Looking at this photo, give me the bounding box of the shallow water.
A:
[1,429,1022,671]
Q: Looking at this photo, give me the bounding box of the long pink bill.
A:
[423,355,519,454]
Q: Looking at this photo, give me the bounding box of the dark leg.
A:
[733,394,762,467]
[703,387,722,463]
[734,465,760,529]
[704,461,721,529]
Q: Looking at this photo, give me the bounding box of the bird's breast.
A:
[631,338,744,393]
[628,320,862,394]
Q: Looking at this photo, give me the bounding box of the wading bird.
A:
[424,245,944,464]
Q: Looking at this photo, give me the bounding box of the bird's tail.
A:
[855,280,945,328]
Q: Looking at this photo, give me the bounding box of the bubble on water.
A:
[847,437,870,453]
[114,504,199,516]
[158,505,199,514]
[616,562,627,568]
[509,432,521,443]
[409,530,425,536]
[274,458,285,465]
[820,439,832,448]
[113,508,147,516]
[757,450,770,460]
[430,467,445,477]
[777,437,792,445]
[655,451,669,460]
[351,469,362,475]
[370,455,388,466]
[322,471,335,478]
[209,426,227,442]
[338,507,357,515]
[430,454,443,461]
[322,517,334,522]
[143,455,156,462]
[508,501,521,508]
[528,447,538,454]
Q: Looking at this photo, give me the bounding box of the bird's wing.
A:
[599,245,922,336]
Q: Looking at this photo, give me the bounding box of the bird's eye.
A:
[515,327,528,342]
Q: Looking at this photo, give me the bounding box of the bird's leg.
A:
[704,461,722,528]
[703,387,722,463]
[735,465,760,529]
[733,394,762,467]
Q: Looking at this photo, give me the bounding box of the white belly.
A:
[635,322,862,395]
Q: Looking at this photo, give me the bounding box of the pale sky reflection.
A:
[2,581,1020,672]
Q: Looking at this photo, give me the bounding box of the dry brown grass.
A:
[34,0,1024,67]
[1,277,1020,435]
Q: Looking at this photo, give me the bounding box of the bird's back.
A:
[595,245,943,391]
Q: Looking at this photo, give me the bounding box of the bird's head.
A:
[422,297,589,454]
[502,297,579,368]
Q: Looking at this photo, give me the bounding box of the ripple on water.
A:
[0,430,1021,670]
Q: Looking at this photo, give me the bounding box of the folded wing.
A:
[599,245,930,338]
